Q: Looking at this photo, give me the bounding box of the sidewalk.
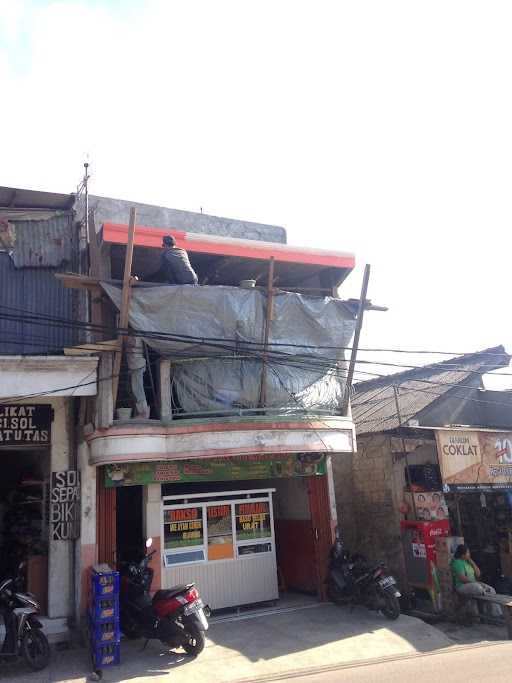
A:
[2,601,460,683]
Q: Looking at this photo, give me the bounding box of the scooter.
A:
[119,538,209,656]
[0,563,50,670]
[327,528,401,620]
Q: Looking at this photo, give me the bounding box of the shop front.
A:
[395,428,512,610]
[98,451,339,611]
[435,428,512,589]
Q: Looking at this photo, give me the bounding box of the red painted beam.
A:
[102,222,355,271]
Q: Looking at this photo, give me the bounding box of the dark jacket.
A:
[156,247,198,285]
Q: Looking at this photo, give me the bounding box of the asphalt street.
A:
[281,642,512,682]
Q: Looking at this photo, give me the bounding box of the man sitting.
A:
[148,234,198,285]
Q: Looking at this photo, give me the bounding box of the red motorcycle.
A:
[119,539,209,656]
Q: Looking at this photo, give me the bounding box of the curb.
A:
[228,639,512,683]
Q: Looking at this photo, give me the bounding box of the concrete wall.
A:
[89,194,287,244]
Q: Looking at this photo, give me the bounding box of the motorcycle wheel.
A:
[181,624,205,657]
[381,592,400,620]
[21,629,50,671]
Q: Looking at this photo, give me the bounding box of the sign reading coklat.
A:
[0,404,52,446]
[436,429,512,487]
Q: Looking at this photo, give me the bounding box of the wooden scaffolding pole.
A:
[259,257,275,408]
[112,207,137,408]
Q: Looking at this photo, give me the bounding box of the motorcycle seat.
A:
[152,584,193,602]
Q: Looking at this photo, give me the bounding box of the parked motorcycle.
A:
[327,529,401,620]
[0,563,50,670]
[119,538,209,656]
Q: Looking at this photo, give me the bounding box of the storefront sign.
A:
[0,404,52,446]
[164,507,203,548]
[436,430,512,487]
[105,453,326,487]
[50,470,80,540]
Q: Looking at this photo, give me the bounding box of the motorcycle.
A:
[327,529,401,620]
[0,563,50,670]
[119,538,209,656]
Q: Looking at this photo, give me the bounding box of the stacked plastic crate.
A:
[89,565,121,670]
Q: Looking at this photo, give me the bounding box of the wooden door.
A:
[308,475,335,600]
[97,472,117,567]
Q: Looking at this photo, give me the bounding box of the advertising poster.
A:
[105,453,325,487]
[436,430,512,488]
[164,507,203,549]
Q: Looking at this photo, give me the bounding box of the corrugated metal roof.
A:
[8,213,76,268]
[0,254,79,355]
[352,347,510,434]
[0,186,75,210]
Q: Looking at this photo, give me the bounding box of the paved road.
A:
[282,642,512,682]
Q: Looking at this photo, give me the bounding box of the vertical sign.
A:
[51,471,81,540]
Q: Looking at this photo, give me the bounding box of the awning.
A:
[102,222,355,288]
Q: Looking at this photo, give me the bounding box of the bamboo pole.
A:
[112,207,137,408]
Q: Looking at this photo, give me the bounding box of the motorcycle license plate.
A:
[379,576,396,589]
[183,599,204,616]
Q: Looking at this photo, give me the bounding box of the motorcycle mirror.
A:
[145,538,153,549]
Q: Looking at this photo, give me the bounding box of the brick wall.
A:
[332,434,407,587]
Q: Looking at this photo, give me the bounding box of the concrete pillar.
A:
[48,399,72,619]
[77,440,97,618]
[144,484,162,593]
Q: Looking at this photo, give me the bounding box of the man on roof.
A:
[148,235,199,285]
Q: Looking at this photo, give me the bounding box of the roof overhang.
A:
[102,222,355,287]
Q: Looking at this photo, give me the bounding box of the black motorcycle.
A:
[0,563,50,670]
[119,538,209,657]
[327,530,401,620]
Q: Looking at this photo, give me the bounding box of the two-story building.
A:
[54,193,359,615]
[0,186,98,638]
[1,185,360,625]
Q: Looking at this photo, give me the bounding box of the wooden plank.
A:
[158,358,172,421]
[64,339,121,356]
[341,263,370,413]
[112,207,137,406]
[96,352,114,429]
[259,257,275,408]
[472,594,512,607]
[55,272,103,294]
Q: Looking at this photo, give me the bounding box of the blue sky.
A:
[1,0,512,388]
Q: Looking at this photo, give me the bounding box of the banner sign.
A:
[0,404,52,446]
[436,430,512,488]
[164,508,203,548]
[105,453,326,487]
[50,470,81,540]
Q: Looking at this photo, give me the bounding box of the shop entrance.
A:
[0,449,50,613]
[160,474,333,609]
[448,490,512,589]
[116,486,144,564]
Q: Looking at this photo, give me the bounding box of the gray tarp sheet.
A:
[102,283,356,413]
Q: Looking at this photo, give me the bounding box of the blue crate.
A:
[89,617,121,644]
[89,596,119,623]
[90,641,120,669]
[91,569,119,598]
